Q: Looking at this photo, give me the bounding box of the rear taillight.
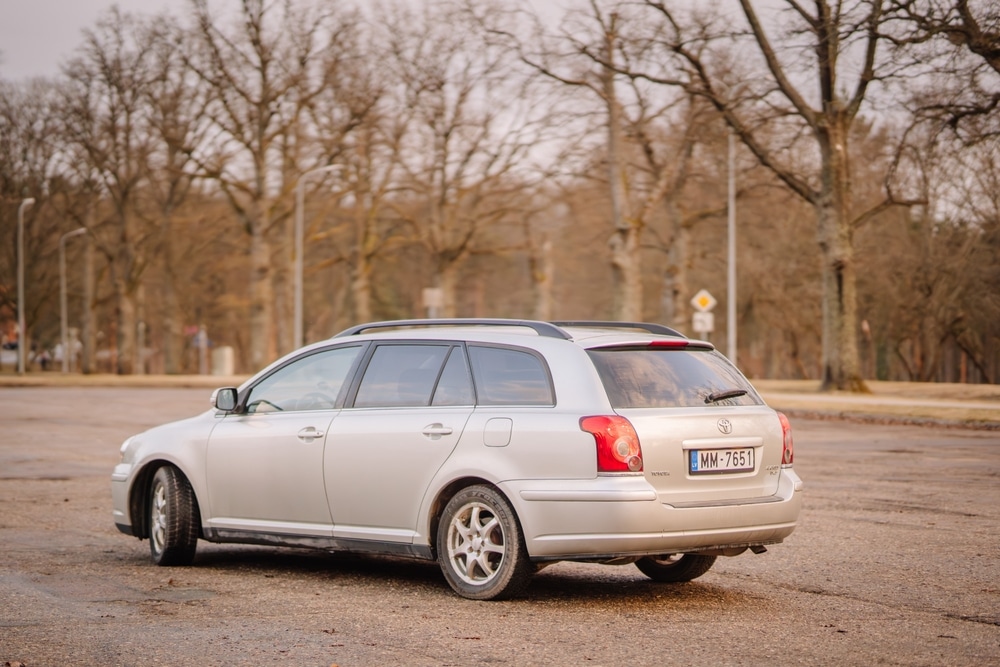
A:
[580,415,643,473]
[777,412,794,467]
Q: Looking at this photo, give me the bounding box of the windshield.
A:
[587,347,763,409]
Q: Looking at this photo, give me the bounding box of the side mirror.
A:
[212,387,239,412]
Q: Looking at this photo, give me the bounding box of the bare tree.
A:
[304,16,396,328]
[60,7,160,374]
[856,119,1000,383]
[0,79,65,367]
[184,0,346,366]
[383,0,545,317]
[486,1,720,323]
[497,4,650,320]
[140,15,209,373]
[635,0,926,391]
[888,1,999,144]
[519,200,556,321]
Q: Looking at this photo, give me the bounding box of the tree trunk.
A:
[249,214,275,370]
[114,280,136,375]
[81,235,96,375]
[675,223,693,332]
[661,199,694,333]
[161,239,182,374]
[530,238,554,321]
[439,261,460,318]
[351,255,373,324]
[817,124,867,392]
[133,284,145,375]
[609,226,643,321]
[275,255,291,355]
[604,18,643,322]
[352,179,375,324]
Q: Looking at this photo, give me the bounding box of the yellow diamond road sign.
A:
[691,289,717,313]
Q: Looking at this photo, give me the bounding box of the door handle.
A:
[297,426,325,442]
[422,424,454,440]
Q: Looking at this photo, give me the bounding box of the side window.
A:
[468,345,554,406]
[355,345,450,408]
[245,345,362,414]
[431,347,475,406]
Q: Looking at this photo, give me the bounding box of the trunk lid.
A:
[619,406,783,504]
[584,344,782,504]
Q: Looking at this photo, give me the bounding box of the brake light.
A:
[580,415,643,473]
[646,340,714,350]
[647,340,689,348]
[777,412,794,467]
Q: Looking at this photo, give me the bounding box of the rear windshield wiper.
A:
[705,389,748,404]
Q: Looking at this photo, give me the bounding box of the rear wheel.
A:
[635,554,716,582]
[437,485,532,600]
[148,466,199,566]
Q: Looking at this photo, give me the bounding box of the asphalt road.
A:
[1,387,998,666]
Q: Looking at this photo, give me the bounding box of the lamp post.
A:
[17,198,35,375]
[726,131,737,364]
[294,164,342,349]
[60,227,88,373]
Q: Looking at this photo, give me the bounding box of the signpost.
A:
[691,289,716,341]
[422,287,444,318]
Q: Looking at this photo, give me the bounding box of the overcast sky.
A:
[0,0,186,81]
[1,0,572,82]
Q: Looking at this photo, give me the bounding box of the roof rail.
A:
[333,318,573,340]
[552,321,686,338]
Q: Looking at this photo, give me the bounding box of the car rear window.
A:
[587,347,763,409]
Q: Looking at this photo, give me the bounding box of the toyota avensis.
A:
[112,319,802,600]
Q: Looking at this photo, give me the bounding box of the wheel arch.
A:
[129,460,202,540]
[427,476,520,559]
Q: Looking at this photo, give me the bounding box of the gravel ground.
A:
[1,386,998,666]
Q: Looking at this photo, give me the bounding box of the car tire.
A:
[148,466,199,566]
[437,485,532,600]
[635,554,716,582]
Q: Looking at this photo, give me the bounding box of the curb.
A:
[778,408,1000,432]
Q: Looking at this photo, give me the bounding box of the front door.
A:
[205,344,363,537]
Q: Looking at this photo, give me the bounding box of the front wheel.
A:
[635,554,716,582]
[437,485,532,600]
[148,466,199,566]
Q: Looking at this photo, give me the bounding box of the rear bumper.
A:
[503,469,803,560]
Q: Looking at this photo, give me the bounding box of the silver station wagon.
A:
[112,319,803,600]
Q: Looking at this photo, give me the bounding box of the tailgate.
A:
[618,406,784,506]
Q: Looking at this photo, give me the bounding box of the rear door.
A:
[587,345,783,505]
[324,343,474,543]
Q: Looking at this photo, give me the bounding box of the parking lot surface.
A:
[1,386,998,665]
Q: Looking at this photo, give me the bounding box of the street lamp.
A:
[727,131,737,364]
[17,198,35,375]
[294,164,342,349]
[60,227,88,373]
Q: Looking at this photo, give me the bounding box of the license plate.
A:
[689,447,755,475]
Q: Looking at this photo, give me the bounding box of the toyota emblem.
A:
[717,419,732,434]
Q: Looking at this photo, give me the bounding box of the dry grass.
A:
[754,379,1000,402]
[0,373,248,389]
[754,379,1000,427]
